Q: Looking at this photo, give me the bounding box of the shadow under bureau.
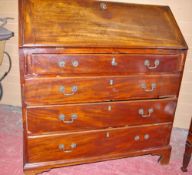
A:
[19,0,188,174]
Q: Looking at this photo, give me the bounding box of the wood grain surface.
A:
[26,98,176,134]
[27,54,183,75]
[23,145,172,175]
[24,74,181,105]
[27,124,172,163]
[19,0,187,49]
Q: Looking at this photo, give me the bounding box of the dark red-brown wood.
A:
[24,146,172,175]
[26,98,176,134]
[27,124,172,163]
[24,74,181,105]
[27,54,183,75]
[19,0,187,49]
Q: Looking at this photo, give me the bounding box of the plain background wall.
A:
[0,0,191,129]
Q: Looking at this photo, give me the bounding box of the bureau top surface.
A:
[19,0,187,49]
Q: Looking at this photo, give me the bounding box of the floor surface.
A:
[0,104,192,175]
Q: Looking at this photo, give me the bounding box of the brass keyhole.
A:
[109,80,114,85]
[108,105,112,111]
[106,132,110,138]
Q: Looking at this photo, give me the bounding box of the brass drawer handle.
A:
[144,134,150,140]
[138,108,154,118]
[111,57,118,66]
[58,143,77,153]
[58,60,65,68]
[59,85,78,96]
[100,2,107,10]
[58,60,79,68]
[141,82,156,92]
[144,59,160,69]
[134,135,140,141]
[72,60,79,67]
[134,134,150,141]
[59,114,78,124]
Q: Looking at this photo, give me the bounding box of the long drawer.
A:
[24,74,181,105]
[26,54,183,75]
[27,124,172,163]
[26,98,176,134]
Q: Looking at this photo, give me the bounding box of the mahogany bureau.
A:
[19,0,188,174]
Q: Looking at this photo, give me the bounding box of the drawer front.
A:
[27,54,183,75]
[27,124,172,163]
[24,75,181,105]
[27,98,176,134]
